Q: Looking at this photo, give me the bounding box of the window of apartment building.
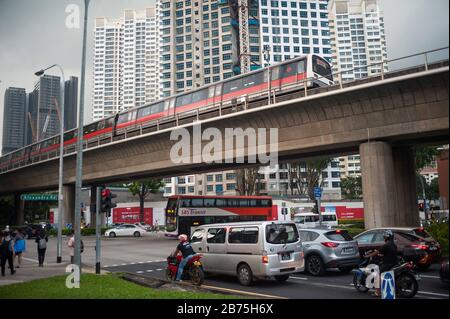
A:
[188,186,195,193]
[226,173,235,180]
[226,183,236,191]
[178,187,186,194]
[332,182,341,188]
[206,174,214,182]
[279,172,288,180]
[215,174,223,182]
[331,171,341,178]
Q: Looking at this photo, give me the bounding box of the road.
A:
[21,235,448,299]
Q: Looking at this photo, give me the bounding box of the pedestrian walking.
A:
[1,231,15,276]
[14,230,26,268]
[35,230,48,267]
[67,230,75,264]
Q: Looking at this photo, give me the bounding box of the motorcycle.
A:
[165,254,205,286]
[352,251,420,298]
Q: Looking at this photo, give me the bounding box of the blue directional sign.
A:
[313,187,322,200]
[381,271,396,299]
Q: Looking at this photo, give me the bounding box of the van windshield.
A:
[266,224,299,244]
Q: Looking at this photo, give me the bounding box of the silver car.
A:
[298,228,360,276]
[190,221,304,286]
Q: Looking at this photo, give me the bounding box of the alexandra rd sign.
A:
[20,194,58,201]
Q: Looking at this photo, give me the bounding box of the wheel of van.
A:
[306,255,325,276]
[274,274,290,282]
[109,232,116,238]
[237,264,253,286]
[133,231,141,238]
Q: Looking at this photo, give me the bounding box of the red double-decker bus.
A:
[165,195,277,237]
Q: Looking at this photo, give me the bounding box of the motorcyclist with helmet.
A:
[173,234,196,282]
[364,230,398,296]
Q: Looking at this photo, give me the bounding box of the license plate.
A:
[342,248,355,254]
[280,253,291,261]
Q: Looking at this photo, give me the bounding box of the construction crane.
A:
[238,0,250,74]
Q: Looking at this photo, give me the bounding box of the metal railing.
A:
[0,47,448,175]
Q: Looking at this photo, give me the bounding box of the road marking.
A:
[138,261,144,264]
[23,257,39,263]
[290,276,308,281]
[156,268,163,271]
[146,270,153,272]
[136,271,144,274]
[201,284,287,299]
[104,265,110,268]
[129,262,136,265]
[419,275,440,279]
[121,263,127,266]
[417,291,449,297]
[112,264,118,267]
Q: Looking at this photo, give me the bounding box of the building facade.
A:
[93,8,159,122]
[2,87,26,155]
[328,0,388,82]
[259,0,332,65]
[33,74,60,141]
[64,76,78,131]
[339,154,361,178]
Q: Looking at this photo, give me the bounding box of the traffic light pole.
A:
[95,186,101,274]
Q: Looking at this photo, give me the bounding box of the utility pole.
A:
[74,0,90,275]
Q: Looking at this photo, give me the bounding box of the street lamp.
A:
[35,64,65,264]
[74,0,90,274]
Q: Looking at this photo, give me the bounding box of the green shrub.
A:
[426,222,449,257]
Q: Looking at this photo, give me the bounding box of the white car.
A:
[134,222,151,231]
[105,224,145,238]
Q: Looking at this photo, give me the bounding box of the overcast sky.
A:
[0,0,449,150]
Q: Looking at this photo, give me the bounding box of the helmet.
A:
[178,234,188,242]
[383,230,394,240]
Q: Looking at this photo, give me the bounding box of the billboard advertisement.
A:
[113,207,153,225]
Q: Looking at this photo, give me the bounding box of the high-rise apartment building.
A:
[158,0,253,97]
[64,76,79,131]
[2,87,26,155]
[328,0,388,81]
[93,8,159,122]
[34,75,60,141]
[259,0,332,65]
[339,154,361,178]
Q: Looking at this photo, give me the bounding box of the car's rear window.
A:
[412,228,432,238]
[324,230,353,241]
[266,223,299,244]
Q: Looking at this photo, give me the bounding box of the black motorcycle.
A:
[353,251,420,298]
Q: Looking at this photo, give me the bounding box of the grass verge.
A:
[0,273,238,299]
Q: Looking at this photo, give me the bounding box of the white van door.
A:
[204,227,228,272]
[190,228,206,253]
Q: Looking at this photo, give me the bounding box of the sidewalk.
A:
[0,257,104,287]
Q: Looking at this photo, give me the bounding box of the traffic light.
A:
[100,188,117,216]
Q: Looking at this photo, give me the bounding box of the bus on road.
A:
[165,195,277,237]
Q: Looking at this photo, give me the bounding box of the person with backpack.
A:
[35,230,48,267]
[14,229,26,268]
[1,231,16,276]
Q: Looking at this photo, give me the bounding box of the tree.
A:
[236,168,261,195]
[414,146,442,219]
[341,176,362,200]
[128,180,165,222]
[287,158,332,200]
[416,175,440,201]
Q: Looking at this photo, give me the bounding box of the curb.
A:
[121,272,252,298]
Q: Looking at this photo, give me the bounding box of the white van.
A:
[189,221,304,286]
[294,212,338,228]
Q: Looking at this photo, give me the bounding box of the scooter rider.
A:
[173,234,196,282]
[365,230,398,296]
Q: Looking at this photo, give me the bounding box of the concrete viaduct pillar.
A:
[13,194,25,226]
[360,141,419,229]
[63,185,75,226]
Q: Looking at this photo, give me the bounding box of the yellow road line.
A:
[201,284,287,299]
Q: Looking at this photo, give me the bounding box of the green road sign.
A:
[20,194,58,201]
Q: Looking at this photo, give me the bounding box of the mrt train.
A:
[0,54,332,171]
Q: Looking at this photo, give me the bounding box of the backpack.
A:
[38,237,47,249]
[0,239,10,254]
